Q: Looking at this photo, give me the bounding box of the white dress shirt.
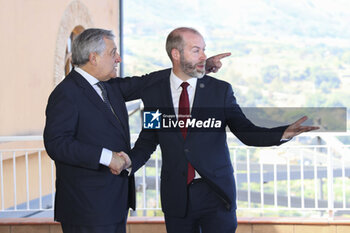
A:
[170,71,197,116]
[75,67,113,167]
[169,70,201,179]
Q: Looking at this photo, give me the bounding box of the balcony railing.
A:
[0,133,349,218]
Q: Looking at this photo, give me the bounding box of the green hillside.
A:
[123,0,350,130]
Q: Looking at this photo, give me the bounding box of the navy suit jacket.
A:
[44,69,161,226]
[130,68,288,217]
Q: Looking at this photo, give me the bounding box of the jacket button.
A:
[184,149,189,153]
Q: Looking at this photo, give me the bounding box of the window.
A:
[123,0,350,110]
[64,26,85,76]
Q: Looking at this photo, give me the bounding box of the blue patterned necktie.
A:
[97,82,119,121]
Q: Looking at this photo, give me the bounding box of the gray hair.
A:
[165,27,201,61]
[72,28,115,66]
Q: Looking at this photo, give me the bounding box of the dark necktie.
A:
[97,82,119,121]
[178,82,195,184]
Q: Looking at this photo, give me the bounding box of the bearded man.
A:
[123,27,318,233]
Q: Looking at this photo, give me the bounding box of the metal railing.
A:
[0,136,54,217]
[0,133,349,218]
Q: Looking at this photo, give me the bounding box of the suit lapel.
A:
[160,76,185,142]
[72,71,130,145]
[162,77,176,116]
[105,83,130,144]
[187,76,208,136]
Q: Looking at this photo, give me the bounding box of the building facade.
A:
[0,0,121,136]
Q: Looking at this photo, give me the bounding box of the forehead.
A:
[103,37,117,50]
[182,32,205,48]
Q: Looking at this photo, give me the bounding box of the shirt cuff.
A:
[99,148,112,166]
[280,138,291,142]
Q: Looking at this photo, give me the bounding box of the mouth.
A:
[196,64,205,70]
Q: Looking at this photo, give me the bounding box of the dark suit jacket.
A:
[44,69,160,226]
[130,68,288,217]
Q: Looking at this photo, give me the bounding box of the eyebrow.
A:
[110,48,117,54]
[191,46,205,50]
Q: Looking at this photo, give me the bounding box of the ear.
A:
[171,49,180,62]
[89,52,98,65]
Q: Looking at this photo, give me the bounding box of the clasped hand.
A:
[108,151,131,175]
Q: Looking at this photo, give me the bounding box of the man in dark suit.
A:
[44,28,141,233]
[126,27,318,233]
[44,28,229,233]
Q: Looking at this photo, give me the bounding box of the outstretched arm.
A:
[282,116,319,140]
[128,128,159,174]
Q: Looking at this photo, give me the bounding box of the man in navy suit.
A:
[44,28,143,233]
[44,28,229,233]
[126,27,318,233]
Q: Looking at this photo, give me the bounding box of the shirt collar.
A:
[170,69,197,90]
[75,67,100,86]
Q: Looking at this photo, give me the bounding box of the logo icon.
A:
[143,109,162,129]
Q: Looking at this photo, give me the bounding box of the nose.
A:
[200,50,207,61]
[115,52,122,63]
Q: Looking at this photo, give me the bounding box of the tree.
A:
[261,65,280,83]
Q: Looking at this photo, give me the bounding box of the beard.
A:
[180,53,206,79]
